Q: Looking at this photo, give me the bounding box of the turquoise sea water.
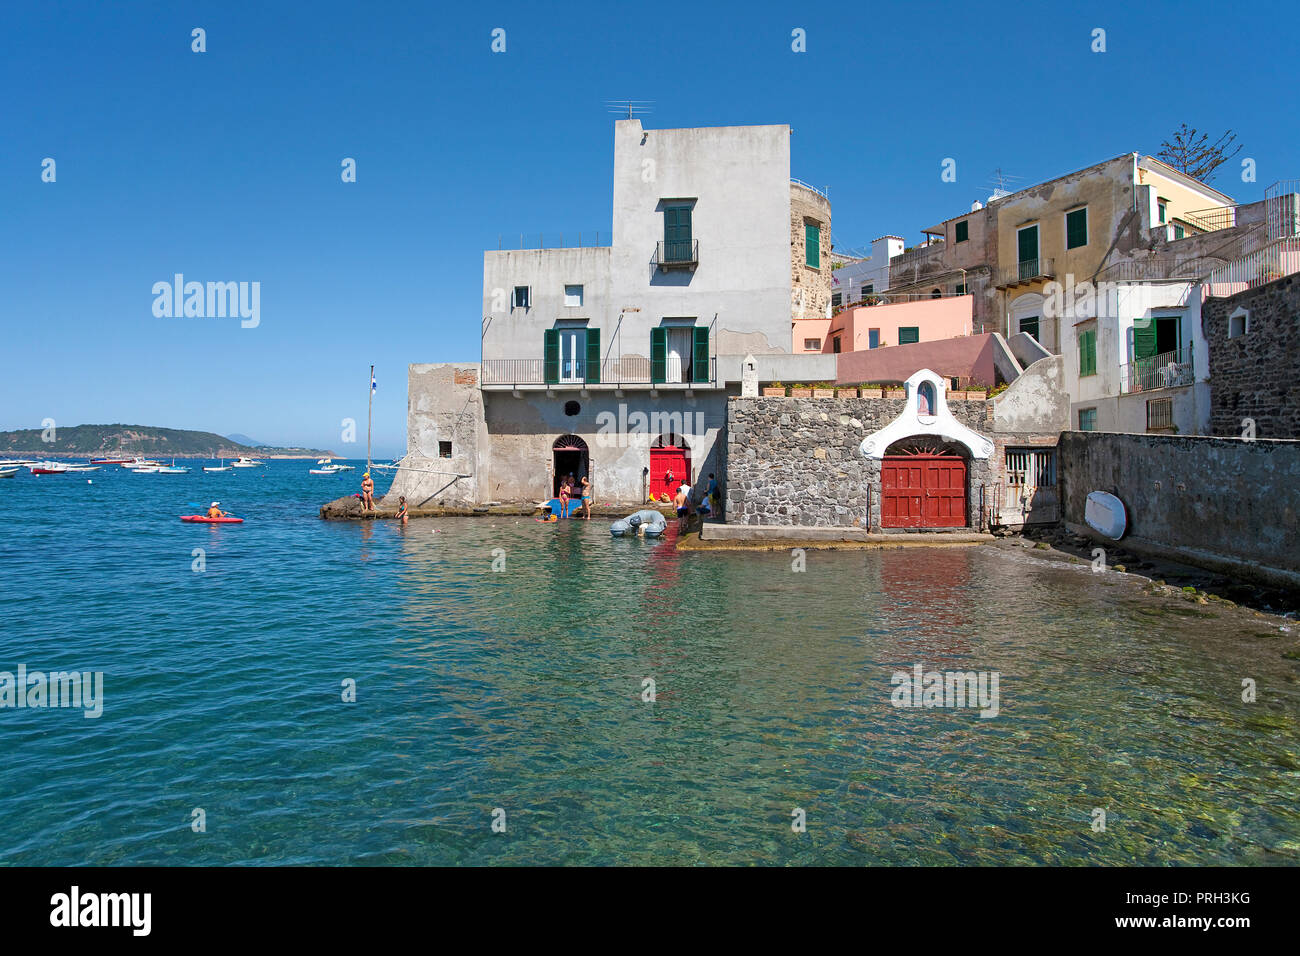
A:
[0,460,1297,865]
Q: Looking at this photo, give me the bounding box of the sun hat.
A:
[211,501,219,507]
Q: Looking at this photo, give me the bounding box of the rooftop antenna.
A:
[986,167,1022,199]
[605,100,654,120]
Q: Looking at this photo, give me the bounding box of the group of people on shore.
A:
[666,472,720,530]
[557,473,592,519]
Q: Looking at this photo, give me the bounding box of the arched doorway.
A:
[552,435,588,497]
[881,437,968,528]
[649,433,691,501]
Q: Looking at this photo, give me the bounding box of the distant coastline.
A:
[0,423,339,460]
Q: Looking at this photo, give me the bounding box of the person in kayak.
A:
[361,472,375,512]
[206,502,228,519]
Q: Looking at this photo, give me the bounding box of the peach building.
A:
[793,294,972,354]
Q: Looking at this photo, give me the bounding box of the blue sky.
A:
[1,0,1293,457]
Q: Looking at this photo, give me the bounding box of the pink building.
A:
[793,294,972,354]
[836,332,1000,388]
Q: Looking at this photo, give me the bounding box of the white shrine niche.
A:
[741,353,758,398]
[859,368,994,460]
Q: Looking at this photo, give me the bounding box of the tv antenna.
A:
[605,100,654,119]
[987,167,1022,198]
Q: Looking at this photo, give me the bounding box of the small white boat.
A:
[131,466,161,474]
[309,466,343,475]
[29,461,69,475]
[203,458,232,472]
[63,463,100,472]
[0,459,38,467]
[121,458,163,469]
[157,459,191,474]
[231,457,262,468]
[0,466,19,478]
[1085,491,1127,540]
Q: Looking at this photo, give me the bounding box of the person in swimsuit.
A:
[396,496,408,524]
[206,501,227,519]
[579,475,592,520]
[673,484,691,531]
[558,476,571,519]
[361,472,375,512]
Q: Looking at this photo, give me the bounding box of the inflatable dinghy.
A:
[610,509,667,537]
[1084,491,1127,540]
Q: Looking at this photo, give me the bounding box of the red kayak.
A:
[179,515,244,524]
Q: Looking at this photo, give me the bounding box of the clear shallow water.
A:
[1,461,1297,865]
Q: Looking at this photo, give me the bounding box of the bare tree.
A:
[1156,125,1243,184]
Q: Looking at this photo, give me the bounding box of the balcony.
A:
[995,257,1055,289]
[481,355,717,389]
[1119,345,1194,395]
[655,239,698,272]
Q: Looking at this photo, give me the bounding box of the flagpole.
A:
[367,364,374,473]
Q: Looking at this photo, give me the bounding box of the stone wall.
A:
[1058,431,1300,587]
[725,395,992,527]
[790,183,832,323]
[1203,275,1300,439]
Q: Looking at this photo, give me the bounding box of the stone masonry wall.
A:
[1203,275,1300,439]
[725,395,993,527]
[791,183,832,323]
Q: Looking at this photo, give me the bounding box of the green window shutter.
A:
[898,327,919,345]
[1132,322,1157,362]
[691,326,709,383]
[1079,329,1096,376]
[584,327,600,384]
[1017,226,1037,263]
[543,329,559,384]
[954,220,969,243]
[664,205,692,261]
[1066,208,1088,249]
[805,224,820,268]
[650,327,667,384]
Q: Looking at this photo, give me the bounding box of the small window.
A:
[1158,200,1167,224]
[831,292,842,309]
[512,286,530,309]
[898,327,920,345]
[805,223,821,268]
[803,338,821,351]
[1229,308,1249,338]
[564,285,583,307]
[564,400,581,416]
[955,283,966,295]
[1078,327,1097,376]
[1078,408,1097,431]
[930,288,942,299]
[954,220,969,243]
[862,284,874,300]
[1173,224,1185,240]
[1147,397,1174,431]
[832,336,842,354]
[438,441,453,458]
[1066,207,1088,249]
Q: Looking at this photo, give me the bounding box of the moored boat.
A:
[231,457,262,468]
[29,462,69,475]
[1085,491,1127,540]
[0,466,19,479]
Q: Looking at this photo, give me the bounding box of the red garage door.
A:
[650,445,690,499]
[881,454,967,528]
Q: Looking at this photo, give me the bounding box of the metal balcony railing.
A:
[481,355,716,387]
[655,239,698,271]
[1119,345,1195,394]
[996,257,1054,288]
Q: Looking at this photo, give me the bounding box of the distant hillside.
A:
[0,424,337,459]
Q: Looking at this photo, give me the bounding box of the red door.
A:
[650,446,690,500]
[881,454,967,528]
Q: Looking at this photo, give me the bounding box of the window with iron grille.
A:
[1147,397,1174,431]
[1006,448,1057,486]
[803,338,821,351]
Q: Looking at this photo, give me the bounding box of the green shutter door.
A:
[543,329,559,385]
[650,327,667,384]
[585,327,600,384]
[1066,208,1088,249]
[805,224,820,268]
[1078,329,1096,376]
[665,206,692,261]
[1132,321,1157,361]
[1018,226,1038,279]
[691,326,709,383]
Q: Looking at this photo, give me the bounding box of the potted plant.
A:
[762,381,786,397]
[811,381,835,398]
[788,383,813,398]
[884,385,906,398]
[858,383,883,398]
[834,385,858,398]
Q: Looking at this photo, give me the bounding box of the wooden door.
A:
[882,454,967,528]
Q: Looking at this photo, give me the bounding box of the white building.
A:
[1057,278,1210,435]
[830,235,902,310]
[391,120,836,506]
